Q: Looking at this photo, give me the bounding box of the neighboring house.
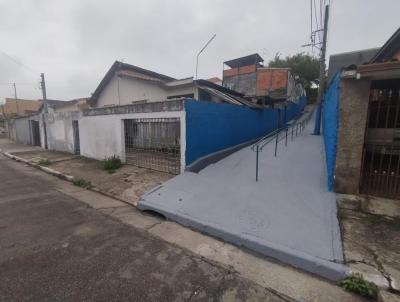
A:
[222,53,304,105]
[327,48,380,83]
[89,61,259,108]
[0,98,41,118]
[54,98,90,113]
[324,27,400,200]
[90,61,195,108]
[37,99,66,114]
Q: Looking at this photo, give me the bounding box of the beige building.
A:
[1,98,41,118]
[53,98,90,112]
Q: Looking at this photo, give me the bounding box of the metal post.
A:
[285,127,288,146]
[274,132,279,157]
[195,34,216,80]
[256,145,259,182]
[291,126,294,140]
[313,4,329,135]
[40,73,47,111]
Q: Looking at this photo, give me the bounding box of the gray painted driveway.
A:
[139,120,347,281]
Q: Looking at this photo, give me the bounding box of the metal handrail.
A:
[252,108,314,181]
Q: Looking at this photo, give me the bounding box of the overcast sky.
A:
[0,0,398,103]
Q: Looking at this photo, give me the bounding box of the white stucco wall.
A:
[96,75,195,107]
[40,112,81,153]
[79,111,186,172]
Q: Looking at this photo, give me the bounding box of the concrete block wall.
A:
[42,111,81,153]
[79,102,185,171]
[6,115,39,146]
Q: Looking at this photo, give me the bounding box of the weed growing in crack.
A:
[73,178,91,188]
[340,273,378,300]
[100,156,122,173]
[38,159,51,166]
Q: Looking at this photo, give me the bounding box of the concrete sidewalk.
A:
[139,116,348,281]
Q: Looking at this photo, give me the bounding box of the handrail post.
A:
[274,132,278,157]
[291,126,294,141]
[256,145,259,182]
[285,127,288,146]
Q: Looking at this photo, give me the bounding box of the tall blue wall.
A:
[185,96,307,165]
[322,72,340,191]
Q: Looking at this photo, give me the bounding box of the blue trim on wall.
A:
[322,72,340,191]
[184,97,307,165]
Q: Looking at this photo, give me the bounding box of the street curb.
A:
[2,150,136,208]
[3,151,74,181]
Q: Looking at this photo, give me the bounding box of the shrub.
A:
[100,155,122,172]
[73,178,91,188]
[38,159,51,166]
[340,273,378,299]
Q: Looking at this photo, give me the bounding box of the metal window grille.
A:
[124,118,180,174]
[360,79,400,199]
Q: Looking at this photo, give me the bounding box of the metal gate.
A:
[124,118,180,174]
[30,120,41,146]
[72,120,80,155]
[360,79,400,199]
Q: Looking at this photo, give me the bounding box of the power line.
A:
[313,0,320,43]
[0,82,37,86]
[0,49,38,76]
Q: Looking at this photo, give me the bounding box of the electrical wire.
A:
[0,49,38,76]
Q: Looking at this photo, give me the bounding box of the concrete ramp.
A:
[138,121,348,281]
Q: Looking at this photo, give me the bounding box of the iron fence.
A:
[124,118,181,174]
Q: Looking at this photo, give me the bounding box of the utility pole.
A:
[40,73,47,112]
[40,72,49,149]
[13,82,20,116]
[313,4,329,135]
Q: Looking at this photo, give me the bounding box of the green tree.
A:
[268,53,319,91]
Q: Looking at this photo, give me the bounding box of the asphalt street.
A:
[0,152,285,302]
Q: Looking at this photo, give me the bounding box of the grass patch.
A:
[99,155,122,173]
[340,273,378,300]
[38,159,51,166]
[73,178,91,188]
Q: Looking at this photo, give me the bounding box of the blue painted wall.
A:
[185,97,307,165]
[322,72,340,191]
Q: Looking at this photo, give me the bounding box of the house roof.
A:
[224,53,264,68]
[38,99,65,112]
[327,48,380,83]
[370,27,400,63]
[90,61,176,104]
[195,79,261,108]
[54,98,88,108]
